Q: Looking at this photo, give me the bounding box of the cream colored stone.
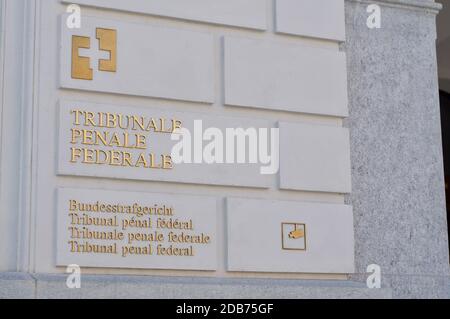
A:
[60,15,214,103]
[224,37,348,116]
[279,121,352,193]
[63,0,267,30]
[227,198,355,273]
[57,188,218,270]
[276,0,346,41]
[58,100,272,188]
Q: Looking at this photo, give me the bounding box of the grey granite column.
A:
[345,0,450,298]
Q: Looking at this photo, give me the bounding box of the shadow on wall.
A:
[439,90,450,262]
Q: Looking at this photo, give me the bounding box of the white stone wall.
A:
[0,0,36,272]
[0,0,354,279]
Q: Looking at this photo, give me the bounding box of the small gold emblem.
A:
[289,227,305,239]
[282,223,306,251]
[71,28,117,80]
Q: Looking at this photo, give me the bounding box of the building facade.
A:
[0,0,449,299]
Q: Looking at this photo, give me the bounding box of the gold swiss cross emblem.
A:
[71,28,117,80]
